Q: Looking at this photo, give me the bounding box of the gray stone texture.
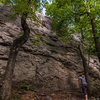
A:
[0,5,100,98]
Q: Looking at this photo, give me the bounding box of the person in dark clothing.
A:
[79,74,88,100]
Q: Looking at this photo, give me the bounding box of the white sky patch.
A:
[41,0,52,15]
[42,7,46,15]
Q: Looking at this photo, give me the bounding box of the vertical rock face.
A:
[0,5,100,99]
[0,5,80,91]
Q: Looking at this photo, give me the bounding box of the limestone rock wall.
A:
[0,5,81,91]
[0,5,100,98]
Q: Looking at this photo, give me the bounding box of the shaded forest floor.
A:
[0,83,99,100]
[13,90,100,100]
[12,90,85,100]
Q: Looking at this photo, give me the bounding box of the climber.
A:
[79,74,88,100]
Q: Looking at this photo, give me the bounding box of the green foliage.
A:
[46,0,74,42]
[14,81,37,92]
[46,0,73,30]
[1,0,40,14]
[31,34,44,46]
[46,0,100,54]
[0,0,47,16]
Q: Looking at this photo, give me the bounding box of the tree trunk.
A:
[1,13,30,100]
[90,18,100,62]
[80,28,84,40]
[1,46,18,100]
[78,45,90,96]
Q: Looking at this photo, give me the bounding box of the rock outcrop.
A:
[0,5,100,99]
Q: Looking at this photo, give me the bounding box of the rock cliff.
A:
[0,5,100,99]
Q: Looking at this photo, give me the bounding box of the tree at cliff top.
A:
[46,0,100,61]
[0,0,47,100]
